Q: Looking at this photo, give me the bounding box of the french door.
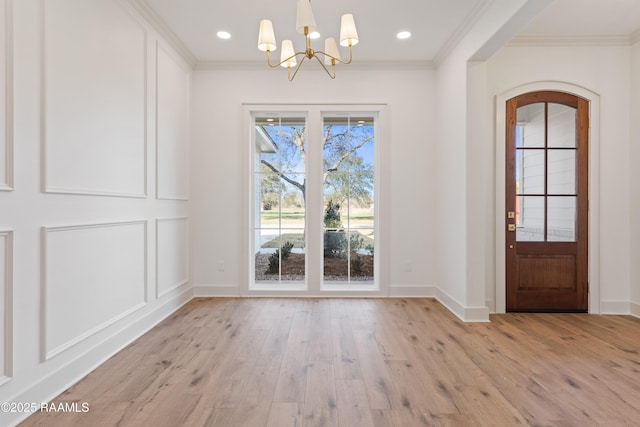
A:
[248,107,381,294]
[505,91,589,312]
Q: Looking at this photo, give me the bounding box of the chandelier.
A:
[257,0,359,81]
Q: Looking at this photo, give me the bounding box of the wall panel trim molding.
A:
[42,220,148,360]
[43,186,148,199]
[0,229,13,386]
[155,41,190,201]
[42,0,148,198]
[4,288,193,427]
[0,0,13,191]
[155,217,189,298]
[127,0,197,67]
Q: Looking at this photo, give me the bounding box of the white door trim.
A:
[495,81,600,314]
[241,103,390,297]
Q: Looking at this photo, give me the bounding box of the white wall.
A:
[0,1,192,425]
[434,0,547,321]
[486,44,632,313]
[631,39,640,317]
[190,67,437,296]
[434,46,469,314]
[0,0,10,191]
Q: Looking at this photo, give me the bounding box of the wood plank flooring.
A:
[20,298,640,426]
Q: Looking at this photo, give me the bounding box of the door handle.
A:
[508,224,516,231]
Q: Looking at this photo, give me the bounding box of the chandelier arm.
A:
[316,45,353,65]
[312,54,336,79]
[259,13,356,79]
[266,49,307,68]
[288,55,308,81]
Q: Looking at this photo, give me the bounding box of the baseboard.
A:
[193,283,488,321]
[462,305,491,322]
[194,284,438,298]
[6,288,194,427]
[388,285,437,297]
[194,284,241,297]
[436,288,490,322]
[600,300,631,315]
[630,301,640,318]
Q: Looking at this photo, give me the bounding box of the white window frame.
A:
[242,104,389,297]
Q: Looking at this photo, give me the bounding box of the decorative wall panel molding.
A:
[43,0,147,197]
[43,221,147,360]
[156,217,188,298]
[0,0,13,191]
[0,229,13,385]
[156,42,189,200]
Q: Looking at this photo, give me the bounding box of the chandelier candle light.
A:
[257,0,358,80]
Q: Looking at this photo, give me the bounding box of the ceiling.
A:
[519,0,640,36]
[140,0,640,65]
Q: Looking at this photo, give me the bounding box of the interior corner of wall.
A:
[436,287,490,322]
[631,301,640,319]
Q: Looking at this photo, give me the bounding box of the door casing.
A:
[505,91,588,312]
[494,82,600,314]
[241,103,391,298]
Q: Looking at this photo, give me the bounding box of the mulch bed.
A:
[254,253,374,281]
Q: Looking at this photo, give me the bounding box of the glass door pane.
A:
[515,102,578,243]
[516,149,545,194]
[548,103,576,148]
[322,116,375,286]
[548,150,576,194]
[548,196,576,241]
[516,196,545,241]
[516,103,545,147]
[253,116,306,287]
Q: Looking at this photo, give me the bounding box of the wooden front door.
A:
[506,91,589,312]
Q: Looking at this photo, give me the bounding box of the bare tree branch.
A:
[323,135,373,183]
[291,127,306,168]
[323,125,348,149]
[260,124,372,206]
[261,159,306,196]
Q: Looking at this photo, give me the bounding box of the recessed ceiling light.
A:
[217,31,231,40]
[397,31,411,40]
[309,31,321,39]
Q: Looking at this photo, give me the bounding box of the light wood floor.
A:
[20,298,640,426]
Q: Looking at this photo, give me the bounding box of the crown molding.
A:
[195,61,269,71]
[433,0,492,66]
[127,0,197,67]
[508,33,633,47]
[195,60,435,72]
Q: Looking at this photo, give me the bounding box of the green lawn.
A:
[261,233,305,248]
[261,209,374,225]
[260,210,306,223]
[261,230,374,249]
